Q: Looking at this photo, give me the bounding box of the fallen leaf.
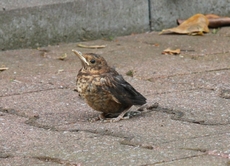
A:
[178,14,230,28]
[77,44,106,49]
[160,14,209,35]
[0,67,8,71]
[162,48,181,55]
[57,53,67,60]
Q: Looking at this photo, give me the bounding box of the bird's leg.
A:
[91,103,159,123]
[107,108,131,123]
[110,102,159,122]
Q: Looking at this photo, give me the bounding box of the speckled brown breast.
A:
[77,74,128,114]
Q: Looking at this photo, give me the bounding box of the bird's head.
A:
[72,50,110,74]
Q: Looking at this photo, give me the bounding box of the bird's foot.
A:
[102,115,129,123]
[126,110,142,118]
[106,102,159,122]
[87,111,130,123]
[89,103,159,123]
[102,109,131,123]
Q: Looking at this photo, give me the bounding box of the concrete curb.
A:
[1,0,230,50]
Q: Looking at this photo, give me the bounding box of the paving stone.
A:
[1,31,230,165]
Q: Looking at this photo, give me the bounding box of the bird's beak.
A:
[72,50,89,66]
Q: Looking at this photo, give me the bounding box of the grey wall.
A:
[1,0,230,50]
[0,0,148,50]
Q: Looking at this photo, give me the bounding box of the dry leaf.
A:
[178,14,230,28]
[77,44,106,49]
[0,67,8,71]
[57,53,67,60]
[160,14,209,35]
[162,48,181,55]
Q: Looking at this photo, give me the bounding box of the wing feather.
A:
[101,73,146,106]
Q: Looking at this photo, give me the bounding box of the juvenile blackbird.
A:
[72,50,146,122]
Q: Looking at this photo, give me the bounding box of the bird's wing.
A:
[101,73,146,106]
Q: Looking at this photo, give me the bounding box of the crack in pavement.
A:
[149,106,230,126]
[141,149,230,165]
[143,154,207,166]
[22,112,134,139]
[181,148,230,159]
[143,141,230,164]
[0,108,133,139]
[67,128,133,139]
[119,139,155,150]
[32,156,82,166]
[159,132,229,145]
[0,107,32,118]
[23,113,132,139]
[0,107,59,131]
[0,152,12,159]
[25,116,58,131]
[0,153,82,166]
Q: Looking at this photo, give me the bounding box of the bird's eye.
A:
[90,59,96,64]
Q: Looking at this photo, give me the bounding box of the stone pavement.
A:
[0,30,230,165]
